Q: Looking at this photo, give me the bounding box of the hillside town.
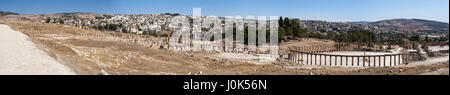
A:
[6,13,446,40]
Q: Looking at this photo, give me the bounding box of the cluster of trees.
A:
[326,28,414,47]
[222,25,271,45]
[379,33,407,45]
[409,34,448,43]
[45,18,64,24]
[326,29,376,43]
[278,17,332,42]
[163,13,181,16]
[93,24,119,31]
[233,17,326,44]
[278,17,308,41]
[277,17,379,44]
[326,29,378,47]
[242,25,271,44]
[276,17,414,47]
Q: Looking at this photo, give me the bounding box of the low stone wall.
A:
[79,32,167,49]
[439,50,449,54]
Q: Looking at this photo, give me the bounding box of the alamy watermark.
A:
[169,8,279,60]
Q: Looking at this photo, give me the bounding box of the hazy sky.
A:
[1,0,448,22]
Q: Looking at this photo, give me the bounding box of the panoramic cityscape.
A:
[0,0,448,75]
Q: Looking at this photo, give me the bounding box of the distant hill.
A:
[369,19,449,34]
[47,12,101,17]
[348,21,372,24]
[0,11,19,16]
[54,12,99,15]
[35,12,103,19]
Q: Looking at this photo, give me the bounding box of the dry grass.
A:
[2,19,286,75]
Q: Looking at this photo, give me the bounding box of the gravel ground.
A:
[400,55,449,67]
[0,24,75,75]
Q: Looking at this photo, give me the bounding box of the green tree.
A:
[283,17,291,28]
[425,35,430,43]
[278,16,283,27]
[45,18,51,23]
[285,27,294,36]
[292,21,302,37]
[58,18,64,24]
[410,35,420,42]
[278,27,285,42]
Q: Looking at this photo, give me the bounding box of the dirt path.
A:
[400,55,449,67]
[0,24,75,75]
[419,68,449,75]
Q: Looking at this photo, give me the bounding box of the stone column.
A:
[368,56,371,66]
[302,52,305,64]
[394,55,396,66]
[384,56,386,67]
[291,51,295,63]
[319,55,322,65]
[378,56,381,67]
[295,51,300,64]
[357,57,360,66]
[335,56,338,66]
[293,51,296,63]
[307,53,312,65]
[352,56,354,66]
[363,56,366,67]
[308,54,311,65]
[300,52,303,64]
[329,56,332,66]
[294,51,298,64]
[306,53,309,65]
[310,53,313,65]
[295,51,298,64]
[390,55,392,67]
[314,54,317,65]
[346,56,348,66]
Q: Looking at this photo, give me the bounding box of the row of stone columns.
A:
[80,32,164,48]
[298,42,392,53]
[298,44,335,53]
[297,43,360,53]
[291,50,406,67]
